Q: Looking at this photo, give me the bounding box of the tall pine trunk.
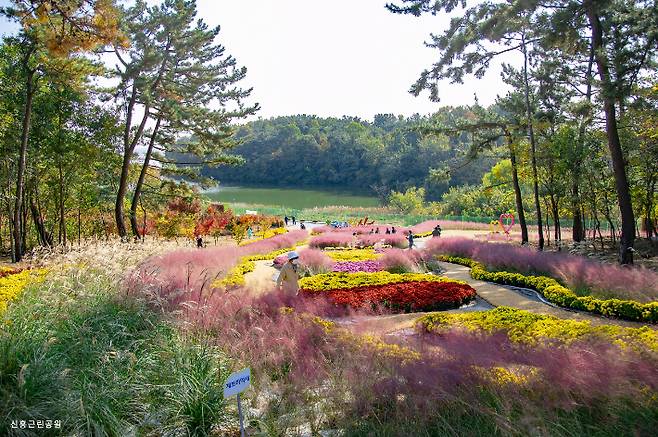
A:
[12,67,35,262]
[585,2,636,264]
[572,44,595,242]
[521,34,544,250]
[130,116,161,238]
[505,129,528,244]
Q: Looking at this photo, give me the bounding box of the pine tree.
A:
[111,0,258,239]
[387,0,658,263]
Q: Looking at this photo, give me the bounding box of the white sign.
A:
[224,368,251,398]
[245,210,258,215]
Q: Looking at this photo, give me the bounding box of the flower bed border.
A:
[299,271,467,292]
[438,256,658,323]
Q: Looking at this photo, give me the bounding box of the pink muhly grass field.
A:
[424,237,658,302]
[131,229,308,293]
[125,272,658,433]
[298,248,334,274]
[309,232,355,248]
[379,248,424,273]
[357,233,407,248]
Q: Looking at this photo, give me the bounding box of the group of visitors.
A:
[284,216,297,226]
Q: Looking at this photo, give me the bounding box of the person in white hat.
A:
[276,251,300,295]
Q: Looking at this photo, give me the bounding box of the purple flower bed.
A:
[332,260,383,273]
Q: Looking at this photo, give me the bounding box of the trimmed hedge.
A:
[438,256,658,323]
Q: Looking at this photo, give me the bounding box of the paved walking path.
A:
[435,261,651,328]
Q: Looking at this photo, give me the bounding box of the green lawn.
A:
[204,186,380,210]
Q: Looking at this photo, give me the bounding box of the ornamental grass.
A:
[424,237,658,303]
[126,267,658,436]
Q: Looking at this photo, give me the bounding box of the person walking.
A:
[391,226,397,234]
[284,216,289,226]
[276,251,300,295]
[407,230,415,250]
[432,224,442,238]
[292,216,297,225]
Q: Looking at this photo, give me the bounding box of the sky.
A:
[0,0,514,121]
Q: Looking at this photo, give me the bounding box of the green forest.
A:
[200,112,496,200]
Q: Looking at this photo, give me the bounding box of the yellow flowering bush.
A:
[325,248,380,261]
[212,258,256,288]
[0,268,49,313]
[417,306,658,351]
[240,227,287,245]
[299,271,466,292]
[474,365,538,387]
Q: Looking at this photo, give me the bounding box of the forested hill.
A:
[200,111,496,201]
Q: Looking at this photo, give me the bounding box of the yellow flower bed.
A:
[240,227,287,245]
[324,248,380,261]
[417,306,658,351]
[299,271,465,292]
[212,258,256,288]
[0,268,49,313]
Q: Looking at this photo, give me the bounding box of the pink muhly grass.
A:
[184,284,658,418]
[423,237,658,301]
[126,265,658,433]
[298,248,334,274]
[131,229,308,295]
[309,232,355,248]
[379,248,423,273]
[357,233,407,248]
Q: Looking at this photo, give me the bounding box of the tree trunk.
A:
[115,80,156,238]
[130,115,161,238]
[521,33,544,251]
[58,161,67,246]
[505,129,528,244]
[585,1,636,264]
[29,193,50,247]
[572,44,595,242]
[12,67,35,262]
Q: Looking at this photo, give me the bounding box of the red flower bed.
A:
[302,281,476,313]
